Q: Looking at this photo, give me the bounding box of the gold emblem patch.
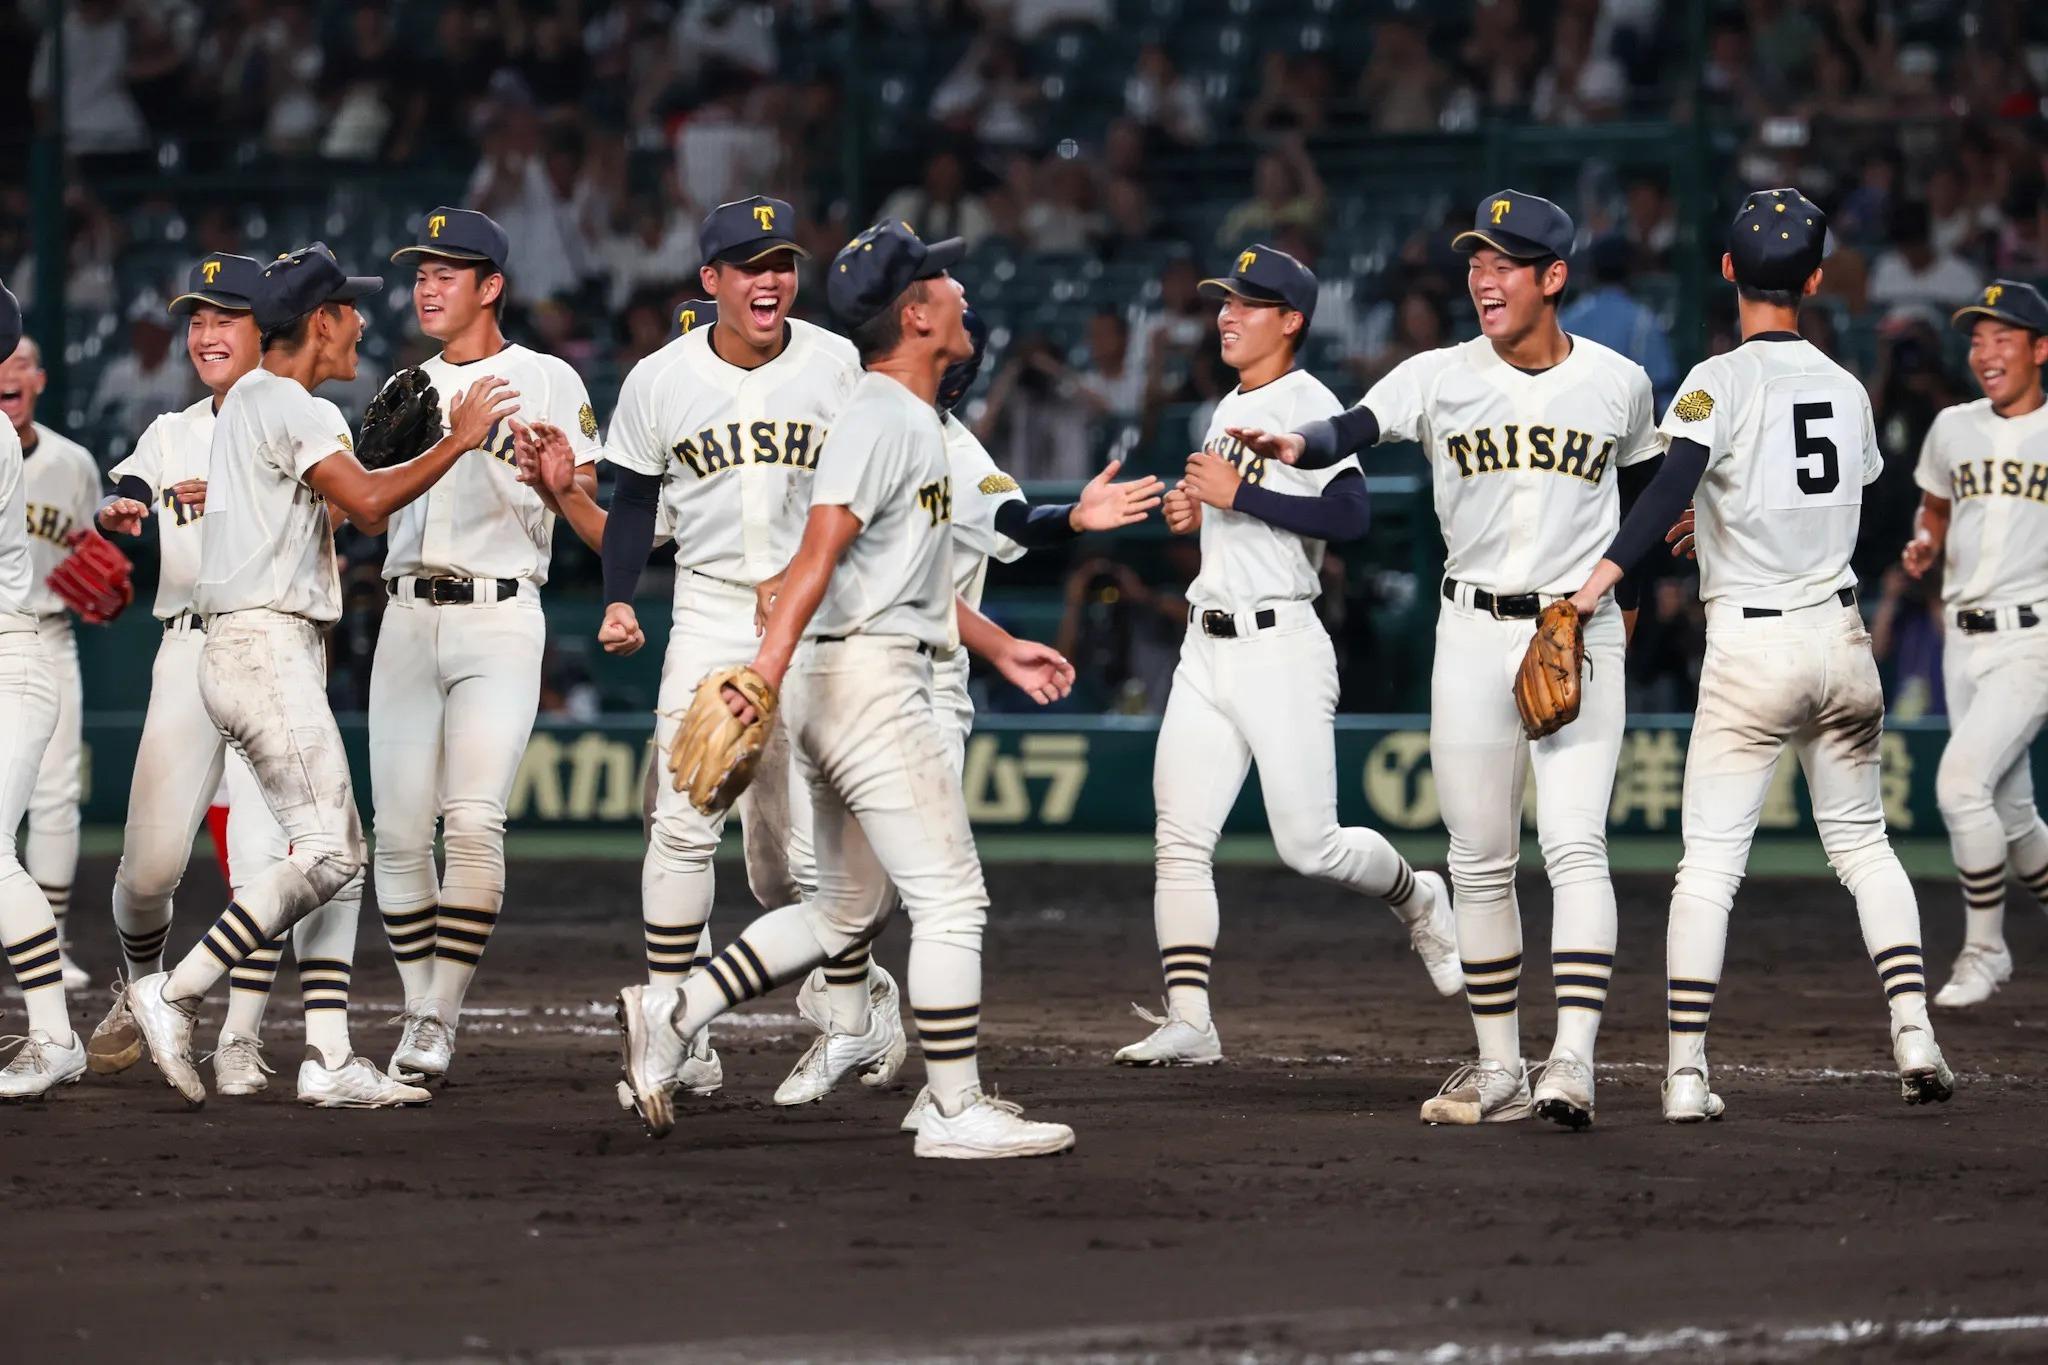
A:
[1674,390,1714,423]
[578,403,598,439]
[1986,284,2005,307]
[338,431,354,451]
[1237,250,1256,273]
[978,473,1019,496]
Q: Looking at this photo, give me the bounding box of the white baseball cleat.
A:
[1407,872,1464,997]
[1419,1058,1532,1125]
[1530,1049,1595,1130]
[617,983,686,1137]
[389,1004,455,1083]
[211,1031,274,1096]
[614,1025,719,1112]
[126,971,207,1107]
[899,1085,933,1133]
[774,967,908,1106]
[1112,1002,1222,1066]
[59,949,90,993]
[296,1052,432,1108]
[1662,1066,1725,1123]
[1894,1025,1956,1105]
[912,1088,1075,1159]
[87,980,142,1075]
[0,1029,87,1099]
[1932,942,2012,1009]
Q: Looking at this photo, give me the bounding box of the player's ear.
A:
[1720,253,1737,285]
[480,272,506,309]
[1800,267,1823,298]
[698,262,721,297]
[1541,258,1567,302]
[2033,332,2048,369]
[1282,309,1303,340]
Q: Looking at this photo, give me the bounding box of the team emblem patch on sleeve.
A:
[338,431,353,451]
[578,403,598,439]
[978,473,1019,495]
[1674,390,1714,423]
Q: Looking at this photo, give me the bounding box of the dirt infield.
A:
[6,854,2048,1363]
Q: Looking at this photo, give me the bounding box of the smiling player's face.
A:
[317,303,364,383]
[1467,248,1560,344]
[0,341,43,434]
[414,261,499,341]
[704,252,800,351]
[1216,295,1295,373]
[1967,318,2048,410]
[929,273,973,364]
[186,305,260,393]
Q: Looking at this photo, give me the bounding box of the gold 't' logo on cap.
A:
[429,214,447,239]
[754,205,776,230]
[1237,250,1256,273]
[1986,285,2005,307]
[679,308,698,333]
[202,260,221,284]
[1491,198,1512,224]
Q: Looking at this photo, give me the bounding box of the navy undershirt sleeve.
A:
[1294,406,1380,470]
[992,499,1080,548]
[601,468,662,606]
[113,475,151,506]
[1604,439,1708,576]
[1230,467,1369,542]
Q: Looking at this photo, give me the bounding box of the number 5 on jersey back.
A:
[1764,386,1863,511]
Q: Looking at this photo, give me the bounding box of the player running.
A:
[372,208,602,1084]
[1114,244,1459,1070]
[123,243,515,1109]
[0,329,107,991]
[1569,189,1953,1118]
[1228,192,1661,1128]
[0,278,83,1100]
[1901,280,2048,1008]
[617,219,1078,1157]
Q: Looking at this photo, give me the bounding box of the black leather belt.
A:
[1742,586,1857,619]
[1442,577,1544,620]
[1191,607,1276,638]
[165,611,204,633]
[1958,605,2040,634]
[814,634,935,657]
[388,576,520,606]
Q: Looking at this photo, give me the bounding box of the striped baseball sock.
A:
[113,893,173,980]
[1549,879,1617,1062]
[298,958,353,1066]
[40,880,70,954]
[2007,818,2048,907]
[1666,886,1732,1075]
[2,872,70,1039]
[1872,943,1929,1032]
[166,901,277,1002]
[1153,885,1219,1028]
[1455,889,1522,1065]
[1845,851,1931,1034]
[1667,976,1717,1073]
[380,903,436,1003]
[642,917,703,985]
[221,938,285,1039]
[1379,858,1423,921]
[427,903,500,1017]
[1956,863,2006,949]
[910,935,983,1109]
[671,905,824,1041]
[822,941,873,1034]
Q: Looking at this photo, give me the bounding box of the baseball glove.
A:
[665,666,779,815]
[48,527,133,624]
[356,367,442,469]
[1513,600,1583,739]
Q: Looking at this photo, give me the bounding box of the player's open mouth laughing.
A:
[748,290,782,328]
[1477,292,1507,325]
[195,344,233,368]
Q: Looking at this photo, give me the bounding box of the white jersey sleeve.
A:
[1361,350,1445,445]
[602,356,667,479]
[114,400,216,618]
[195,368,346,622]
[111,416,168,497]
[0,424,31,622]
[943,414,1025,605]
[1912,406,1953,499]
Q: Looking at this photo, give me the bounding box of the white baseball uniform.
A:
[369,343,597,1015]
[1363,334,1659,1066]
[602,319,859,983]
[1662,335,1931,1068]
[934,412,1025,764]
[1150,370,1428,1024]
[19,422,97,945]
[0,417,66,1038]
[106,397,301,1015]
[1913,397,2048,951]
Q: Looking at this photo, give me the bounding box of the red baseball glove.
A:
[49,527,134,624]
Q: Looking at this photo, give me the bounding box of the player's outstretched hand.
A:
[599,601,645,657]
[1901,532,1937,579]
[995,638,1075,706]
[448,375,520,453]
[97,497,150,536]
[1073,459,1165,532]
[1181,451,1243,510]
[1224,425,1306,466]
[1162,481,1202,535]
[511,419,576,495]
[1666,505,1697,560]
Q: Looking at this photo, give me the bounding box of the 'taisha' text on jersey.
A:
[1203,430,1268,487]
[24,500,77,546]
[1945,456,2048,505]
[668,420,823,480]
[917,475,953,526]
[1444,424,1616,485]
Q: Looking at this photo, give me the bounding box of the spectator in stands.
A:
[259,1,327,157]
[1561,236,1677,409]
[1359,16,1448,133]
[1216,134,1326,248]
[1456,0,1540,114]
[1127,252,1210,398]
[1868,201,1980,312]
[1244,52,1334,137]
[29,0,151,163]
[1996,185,2048,276]
[415,0,506,165]
[672,0,778,86]
[878,151,994,250]
[1074,310,1143,421]
[319,3,424,162]
[1359,286,1449,389]
[1124,43,1210,148]
[929,33,1040,151]
[1835,148,1901,246]
[1022,156,1106,254]
[1055,557,1185,715]
[512,5,591,112]
[471,107,602,303]
[1621,176,1677,270]
[671,76,785,220]
[977,332,1097,483]
[600,190,699,312]
[1002,0,1113,41]
[91,293,195,448]
[615,293,673,371]
[1531,1,1627,125]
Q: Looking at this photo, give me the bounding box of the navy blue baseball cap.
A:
[1728,188,1827,291]
[828,220,966,327]
[391,207,510,271]
[699,195,807,266]
[1453,189,1575,261]
[1951,279,2048,336]
[0,279,19,361]
[1198,244,1318,327]
[253,243,385,334]
[938,306,990,412]
[170,253,263,315]
[673,298,718,338]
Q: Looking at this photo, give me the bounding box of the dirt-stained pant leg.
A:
[25,614,81,937]
[1935,629,2048,941]
[0,628,66,1037]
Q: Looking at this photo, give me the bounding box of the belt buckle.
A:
[1487,592,1510,621]
[1201,609,1236,639]
[426,577,461,606]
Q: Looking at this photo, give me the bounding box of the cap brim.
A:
[390,244,500,265]
[329,276,387,303]
[713,238,811,265]
[1452,229,1554,259]
[168,292,254,315]
[914,237,967,279]
[1950,304,2043,335]
[1197,278,1289,305]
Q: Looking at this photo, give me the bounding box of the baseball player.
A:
[542,197,863,1106]
[1569,190,1953,1118]
[123,242,516,1109]
[776,306,1162,1110]
[1115,245,1460,1071]
[0,332,105,991]
[372,207,602,1084]
[0,279,83,1099]
[88,255,315,1096]
[618,219,1078,1158]
[1901,280,2048,1008]
[1230,192,1661,1128]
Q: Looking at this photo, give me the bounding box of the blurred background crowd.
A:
[2,0,2045,720]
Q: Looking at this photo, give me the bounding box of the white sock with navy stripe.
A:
[1550,878,1617,1062]
[1153,886,1218,1029]
[1,866,69,1040]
